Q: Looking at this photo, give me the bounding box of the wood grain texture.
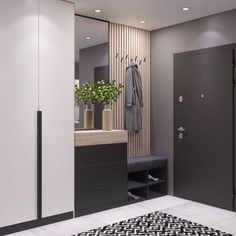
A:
[109,23,150,157]
[75,130,128,147]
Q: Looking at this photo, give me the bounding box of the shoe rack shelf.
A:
[128,167,167,204]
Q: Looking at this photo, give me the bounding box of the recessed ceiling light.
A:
[140,20,146,24]
[94,9,102,13]
[182,7,190,11]
[85,36,91,40]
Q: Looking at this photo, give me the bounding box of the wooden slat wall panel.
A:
[109,23,150,157]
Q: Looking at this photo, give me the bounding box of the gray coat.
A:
[125,63,143,133]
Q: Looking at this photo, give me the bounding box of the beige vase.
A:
[84,104,94,129]
[102,104,113,131]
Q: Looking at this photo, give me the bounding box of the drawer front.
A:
[75,143,127,167]
[76,180,127,210]
[76,161,127,187]
[75,200,127,217]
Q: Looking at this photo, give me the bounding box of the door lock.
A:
[178,126,186,140]
[178,126,186,132]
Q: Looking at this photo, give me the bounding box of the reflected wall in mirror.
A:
[75,15,109,130]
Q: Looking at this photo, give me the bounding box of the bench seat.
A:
[128,155,167,173]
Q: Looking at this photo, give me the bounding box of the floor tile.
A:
[137,195,189,211]
[163,201,236,226]
[212,216,236,235]
[89,204,152,225]
[7,231,36,236]
[30,216,107,236]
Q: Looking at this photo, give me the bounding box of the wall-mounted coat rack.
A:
[115,53,147,66]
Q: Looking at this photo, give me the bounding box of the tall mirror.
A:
[75,15,109,130]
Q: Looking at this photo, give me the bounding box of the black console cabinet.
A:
[75,143,127,217]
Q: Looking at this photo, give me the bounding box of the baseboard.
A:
[0,211,73,236]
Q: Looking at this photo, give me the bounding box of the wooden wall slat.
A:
[110,23,150,157]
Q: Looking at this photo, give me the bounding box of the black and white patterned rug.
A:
[74,211,232,236]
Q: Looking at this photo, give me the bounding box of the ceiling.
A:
[75,15,108,62]
[75,0,236,31]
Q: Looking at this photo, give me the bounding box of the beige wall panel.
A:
[110,23,150,157]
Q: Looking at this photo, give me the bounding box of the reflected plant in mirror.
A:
[75,81,96,105]
[75,82,96,129]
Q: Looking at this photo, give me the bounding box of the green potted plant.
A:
[75,81,96,129]
[94,80,123,130]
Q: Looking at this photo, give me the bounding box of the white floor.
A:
[8,196,236,236]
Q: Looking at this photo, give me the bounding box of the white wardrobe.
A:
[0,0,74,228]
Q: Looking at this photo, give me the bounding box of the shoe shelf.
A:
[128,180,146,190]
[127,167,167,204]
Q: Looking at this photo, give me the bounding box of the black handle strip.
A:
[37,111,42,219]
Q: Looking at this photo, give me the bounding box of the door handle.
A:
[178,126,186,132]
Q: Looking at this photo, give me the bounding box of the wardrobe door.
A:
[39,0,74,217]
[0,0,38,227]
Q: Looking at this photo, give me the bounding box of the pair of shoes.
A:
[128,191,140,201]
[148,174,159,182]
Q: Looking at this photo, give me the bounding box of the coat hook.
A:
[126,54,129,60]
[143,57,147,62]
[139,60,142,65]
[135,56,138,62]
[121,57,124,62]
[130,58,133,63]
[116,53,119,58]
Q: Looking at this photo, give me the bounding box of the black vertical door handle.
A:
[37,111,42,219]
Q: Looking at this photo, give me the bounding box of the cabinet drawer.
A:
[75,143,127,167]
[76,200,127,217]
[76,180,127,210]
[76,161,127,187]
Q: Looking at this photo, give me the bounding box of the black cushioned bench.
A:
[127,155,167,204]
[128,155,167,173]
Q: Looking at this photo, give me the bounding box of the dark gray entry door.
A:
[174,45,235,211]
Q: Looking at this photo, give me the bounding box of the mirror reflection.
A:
[75,16,109,130]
